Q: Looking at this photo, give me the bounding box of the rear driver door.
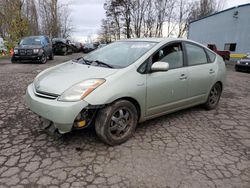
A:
[184,42,216,101]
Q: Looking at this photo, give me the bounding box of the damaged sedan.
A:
[26,38,226,145]
[52,38,76,55]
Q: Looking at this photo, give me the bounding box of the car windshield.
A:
[85,44,94,48]
[83,41,156,68]
[20,37,42,45]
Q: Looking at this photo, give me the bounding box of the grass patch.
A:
[0,55,11,60]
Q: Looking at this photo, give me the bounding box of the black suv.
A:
[11,36,54,64]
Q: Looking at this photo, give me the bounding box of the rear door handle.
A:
[209,69,215,74]
[179,74,187,80]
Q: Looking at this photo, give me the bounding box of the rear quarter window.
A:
[206,49,216,62]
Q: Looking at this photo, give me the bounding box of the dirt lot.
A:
[0,55,249,188]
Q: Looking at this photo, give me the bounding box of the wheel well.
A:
[216,81,223,90]
[113,97,141,121]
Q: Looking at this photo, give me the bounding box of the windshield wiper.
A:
[74,57,91,65]
[73,58,113,68]
[92,60,113,68]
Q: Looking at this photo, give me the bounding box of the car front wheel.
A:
[95,100,138,145]
[204,82,222,110]
[41,53,47,64]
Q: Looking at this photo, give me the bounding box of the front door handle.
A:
[179,74,187,80]
[209,69,215,74]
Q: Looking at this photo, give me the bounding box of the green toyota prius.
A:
[26,38,226,145]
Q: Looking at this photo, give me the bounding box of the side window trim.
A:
[204,49,216,63]
[137,41,187,74]
[137,57,151,74]
[182,41,188,67]
[152,41,184,70]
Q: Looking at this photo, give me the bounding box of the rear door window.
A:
[185,43,208,66]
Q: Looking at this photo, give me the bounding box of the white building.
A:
[188,3,250,57]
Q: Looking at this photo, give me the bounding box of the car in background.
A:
[26,38,226,145]
[207,44,230,61]
[11,36,53,64]
[72,42,83,52]
[83,43,96,53]
[235,53,250,72]
[0,45,7,54]
[98,43,107,48]
[52,38,75,55]
[0,46,7,54]
[0,37,7,54]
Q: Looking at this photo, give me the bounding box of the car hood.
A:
[17,45,42,49]
[240,58,250,62]
[35,61,118,95]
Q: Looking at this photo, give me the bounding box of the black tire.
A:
[41,53,47,64]
[235,66,239,72]
[95,100,138,146]
[204,83,222,110]
[49,52,54,60]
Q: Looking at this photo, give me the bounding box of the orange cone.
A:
[10,48,14,56]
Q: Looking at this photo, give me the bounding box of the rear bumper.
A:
[25,84,89,133]
[235,64,250,72]
[11,54,43,63]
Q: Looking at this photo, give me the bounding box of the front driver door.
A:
[146,42,188,117]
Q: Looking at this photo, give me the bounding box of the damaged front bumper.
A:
[25,84,89,134]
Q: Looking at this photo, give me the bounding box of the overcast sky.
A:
[67,0,250,42]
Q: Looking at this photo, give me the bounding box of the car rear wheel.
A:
[204,82,222,110]
[95,100,138,145]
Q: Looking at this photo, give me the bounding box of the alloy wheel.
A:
[209,85,220,105]
[109,108,131,139]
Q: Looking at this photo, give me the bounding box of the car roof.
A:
[119,37,182,43]
[22,35,48,39]
[118,38,198,44]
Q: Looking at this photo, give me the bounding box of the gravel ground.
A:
[0,55,249,188]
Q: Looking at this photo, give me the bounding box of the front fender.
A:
[84,69,147,121]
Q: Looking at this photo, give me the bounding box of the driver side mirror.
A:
[151,61,169,72]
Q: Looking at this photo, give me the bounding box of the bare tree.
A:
[23,0,39,35]
[99,0,224,40]
[98,19,112,43]
[58,5,74,38]
[38,0,72,38]
[130,0,149,37]
[189,0,217,22]
[176,0,193,37]
[0,0,29,47]
[104,0,122,40]
[143,0,155,37]
[119,0,132,38]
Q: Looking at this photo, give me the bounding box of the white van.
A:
[0,37,7,53]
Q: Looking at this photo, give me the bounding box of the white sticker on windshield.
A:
[131,44,151,49]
